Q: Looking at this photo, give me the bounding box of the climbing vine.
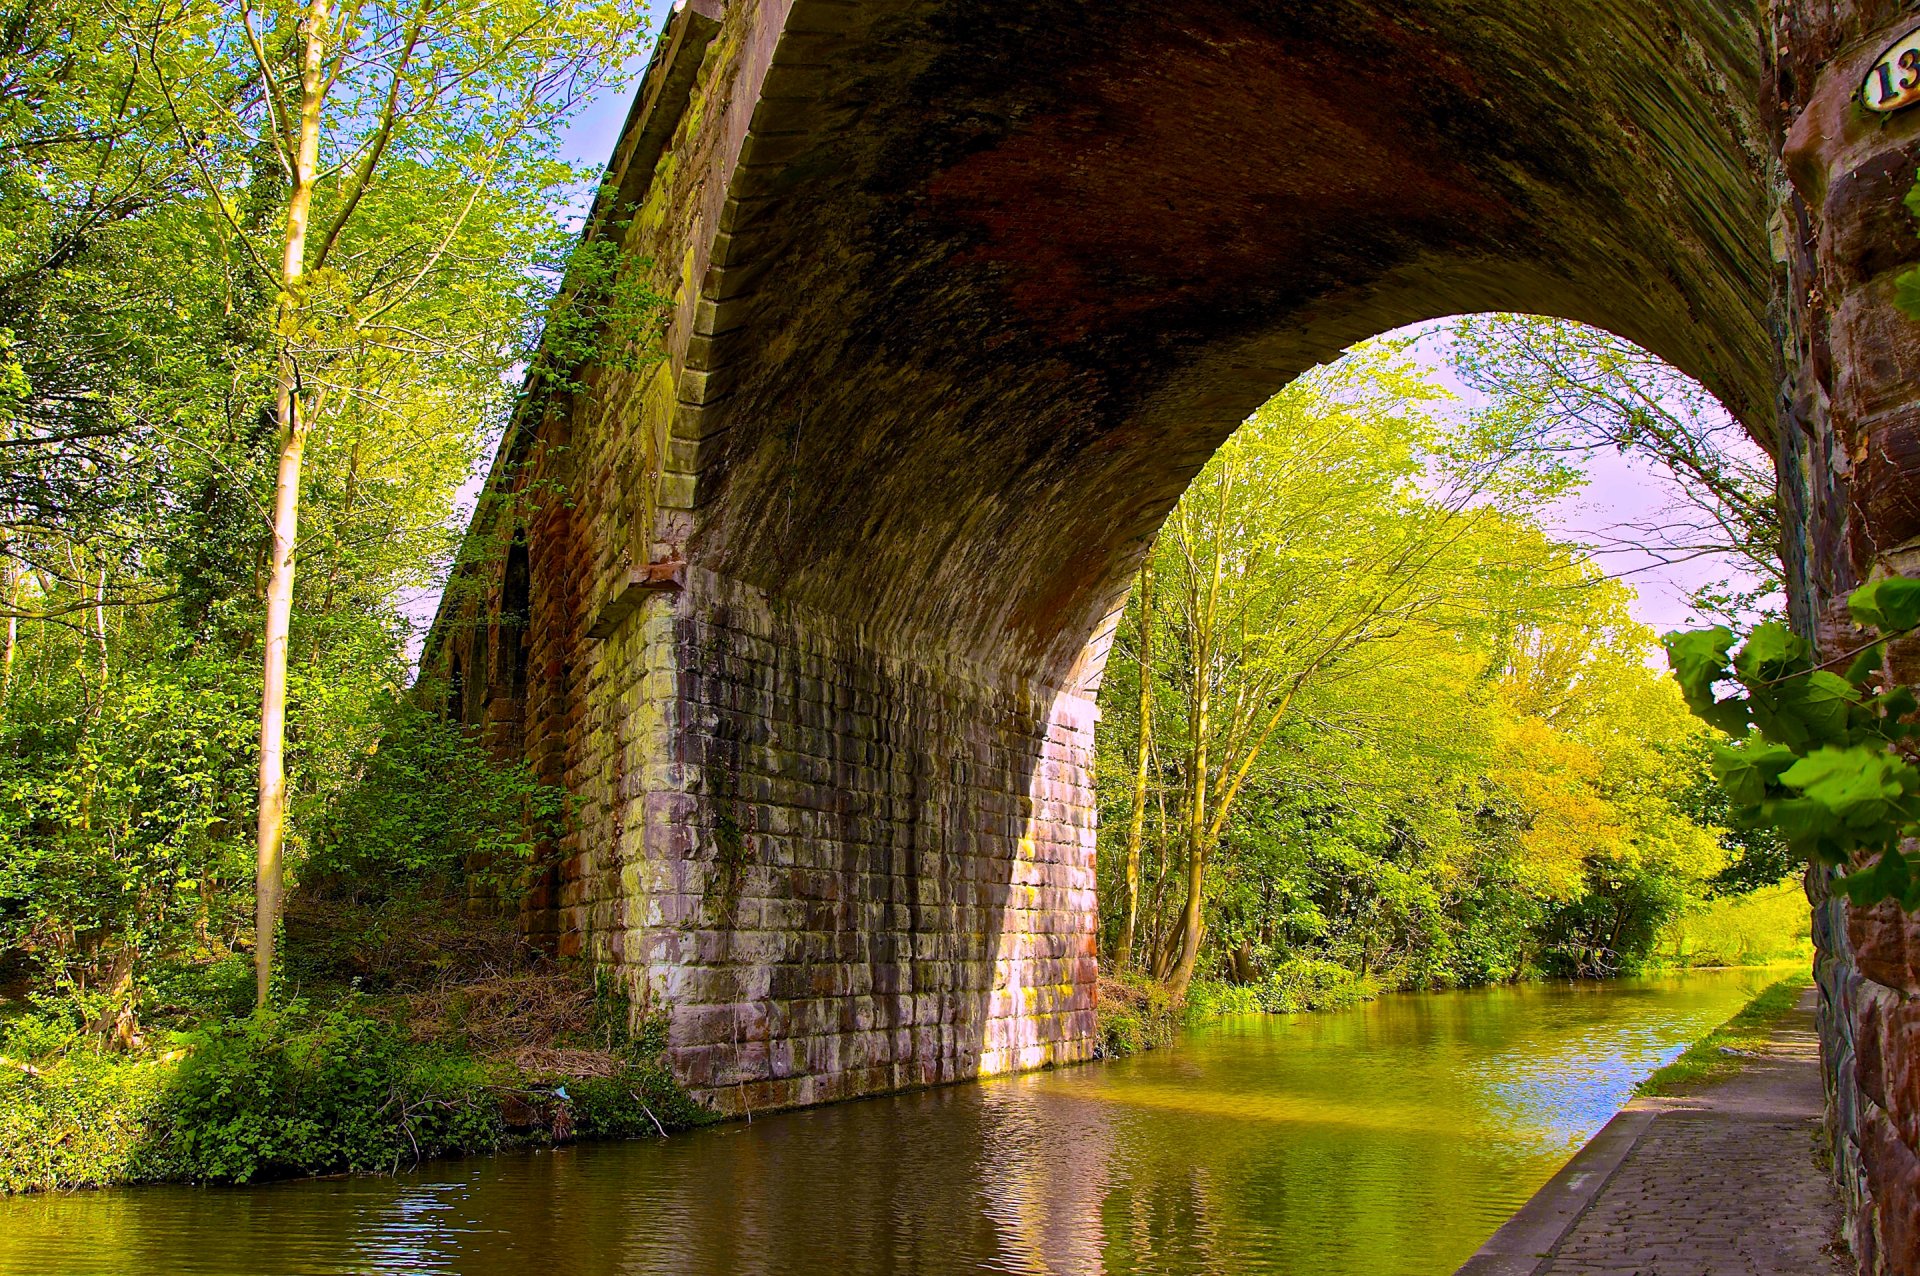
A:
[1663,578,1920,908]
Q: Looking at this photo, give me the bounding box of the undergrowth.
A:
[0,900,714,1194]
[1095,958,1384,1060]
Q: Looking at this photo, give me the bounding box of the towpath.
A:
[1458,987,1848,1276]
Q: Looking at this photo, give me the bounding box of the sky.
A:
[1396,323,1771,639]
[409,17,1767,657]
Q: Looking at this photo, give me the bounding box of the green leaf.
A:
[1898,267,1920,324]
[1778,745,1917,829]
[1791,670,1861,746]
[1761,795,1845,858]
[1711,739,1798,805]
[1836,850,1914,907]
[1849,577,1920,634]
[1844,642,1884,688]
[1732,622,1811,685]
[1663,626,1736,712]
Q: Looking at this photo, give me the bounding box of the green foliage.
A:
[1094,971,1189,1058]
[145,1005,480,1183]
[1,988,714,1193]
[564,1060,715,1139]
[1654,882,1812,968]
[1098,333,1750,1002]
[1663,586,1920,908]
[0,1045,174,1193]
[305,700,565,899]
[0,641,258,992]
[1239,959,1380,1014]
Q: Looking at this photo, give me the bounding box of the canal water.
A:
[0,967,1792,1276]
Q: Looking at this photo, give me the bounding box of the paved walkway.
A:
[1459,988,1848,1276]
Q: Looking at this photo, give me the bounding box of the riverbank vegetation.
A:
[0,0,702,1194]
[1092,324,1807,1010]
[1634,976,1806,1096]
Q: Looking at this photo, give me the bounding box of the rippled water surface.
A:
[0,967,1792,1276]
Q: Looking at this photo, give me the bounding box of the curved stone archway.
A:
[428,1,1920,1266]
[673,0,1773,691]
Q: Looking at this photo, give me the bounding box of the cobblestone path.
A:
[1463,988,1850,1276]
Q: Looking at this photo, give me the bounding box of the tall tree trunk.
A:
[255,0,329,1009]
[1167,486,1227,999]
[92,565,108,685]
[1166,660,1212,995]
[1116,548,1153,967]
[0,547,16,708]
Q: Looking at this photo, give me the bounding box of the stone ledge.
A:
[1455,1108,1659,1276]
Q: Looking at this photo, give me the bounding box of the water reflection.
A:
[0,968,1787,1276]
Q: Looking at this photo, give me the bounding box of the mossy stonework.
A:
[426,1,1920,1267]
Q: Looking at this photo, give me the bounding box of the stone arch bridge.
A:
[427,0,1920,1263]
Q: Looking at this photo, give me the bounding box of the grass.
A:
[1635,976,1807,1097]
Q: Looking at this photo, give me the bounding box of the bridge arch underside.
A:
[687,0,1774,692]
[543,0,1786,1116]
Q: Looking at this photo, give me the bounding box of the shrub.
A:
[1252,957,1380,1013]
[1187,959,1380,1019]
[1093,971,1187,1058]
[0,1048,172,1193]
[144,1004,502,1183]
[304,701,563,902]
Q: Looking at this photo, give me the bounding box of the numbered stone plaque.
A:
[1863,26,1920,113]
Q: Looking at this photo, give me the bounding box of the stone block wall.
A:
[586,570,1100,1111]
[1774,4,1920,1270]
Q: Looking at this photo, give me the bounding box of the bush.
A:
[1093,971,1187,1058]
[1251,957,1380,1013]
[0,1047,172,1193]
[304,701,563,901]
[144,1004,503,1183]
[1185,978,1261,1018]
[1188,959,1380,1019]
[1,984,721,1194]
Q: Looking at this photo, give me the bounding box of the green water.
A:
[0,968,1793,1275]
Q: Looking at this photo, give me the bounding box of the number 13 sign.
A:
[1864,27,1920,113]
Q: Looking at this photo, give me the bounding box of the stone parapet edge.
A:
[1453,1107,1660,1276]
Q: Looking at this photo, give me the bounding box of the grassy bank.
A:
[1094,959,1382,1058]
[0,900,714,1195]
[1634,976,1807,1097]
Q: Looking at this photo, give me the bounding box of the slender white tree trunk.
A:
[1,548,16,708]
[1117,549,1153,968]
[255,0,329,1009]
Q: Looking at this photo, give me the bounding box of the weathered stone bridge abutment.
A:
[425,0,1920,1267]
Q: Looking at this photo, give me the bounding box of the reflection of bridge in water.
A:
[424,2,1920,1264]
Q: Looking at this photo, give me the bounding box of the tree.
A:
[1095,340,1743,996]
[1115,546,1152,967]
[140,0,650,1003]
[0,0,654,1019]
[1449,314,1782,624]
[1135,343,1575,994]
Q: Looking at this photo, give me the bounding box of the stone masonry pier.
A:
[425,2,1920,1267]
